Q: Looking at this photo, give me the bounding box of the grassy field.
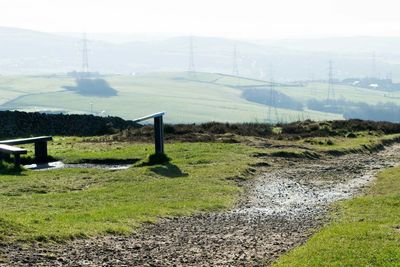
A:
[2,129,392,244]
[2,72,400,123]
[0,72,341,123]
[274,166,400,267]
[1,124,399,266]
[0,139,261,243]
[0,75,74,105]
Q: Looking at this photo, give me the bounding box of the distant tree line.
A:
[307,99,345,114]
[0,111,138,139]
[344,102,400,122]
[242,89,303,110]
[64,78,117,97]
[307,98,400,123]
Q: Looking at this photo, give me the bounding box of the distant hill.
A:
[1,27,400,81]
[0,72,342,123]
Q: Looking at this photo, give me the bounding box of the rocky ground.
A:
[2,144,400,266]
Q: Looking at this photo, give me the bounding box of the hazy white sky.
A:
[1,0,400,39]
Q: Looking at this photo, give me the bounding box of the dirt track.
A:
[2,144,400,266]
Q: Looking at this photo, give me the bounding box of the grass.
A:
[273,166,400,267]
[256,131,400,160]
[0,75,74,105]
[0,72,342,123]
[0,140,261,244]
[269,149,320,159]
[3,73,400,123]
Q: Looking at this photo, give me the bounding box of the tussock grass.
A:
[298,132,400,155]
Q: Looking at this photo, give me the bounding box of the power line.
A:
[188,36,196,79]
[267,76,279,123]
[327,60,335,102]
[232,44,240,86]
[81,32,90,77]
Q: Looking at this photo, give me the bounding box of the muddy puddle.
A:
[25,161,133,171]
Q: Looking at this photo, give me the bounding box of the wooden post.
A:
[132,112,165,155]
[154,116,164,154]
[35,141,48,163]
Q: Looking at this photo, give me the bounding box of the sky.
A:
[1,0,400,39]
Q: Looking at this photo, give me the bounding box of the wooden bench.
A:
[0,136,52,164]
[0,144,27,167]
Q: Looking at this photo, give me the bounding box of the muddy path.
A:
[2,144,400,266]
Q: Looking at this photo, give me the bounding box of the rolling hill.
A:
[2,27,400,81]
[0,72,342,123]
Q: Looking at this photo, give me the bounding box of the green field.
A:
[274,166,400,267]
[1,128,397,244]
[0,75,74,105]
[0,140,260,243]
[0,72,341,123]
[2,72,399,123]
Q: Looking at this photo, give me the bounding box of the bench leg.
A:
[154,116,164,154]
[14,154,21,168]
[0,153,11,161]
[35,142,48,164]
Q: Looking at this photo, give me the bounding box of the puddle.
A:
[24,161,65,170]
[24,161,132,171]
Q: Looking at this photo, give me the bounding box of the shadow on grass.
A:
[0,160,25,176]
[137,153,171,166]
[136,153,188,178]
[149,163,189,178]
[70,158,141,165]
[20,156,57,165]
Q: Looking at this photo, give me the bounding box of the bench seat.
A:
[0,136,52,145]
[0,144,28,154]
[0,136,52,164]
[0,144,27,167]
